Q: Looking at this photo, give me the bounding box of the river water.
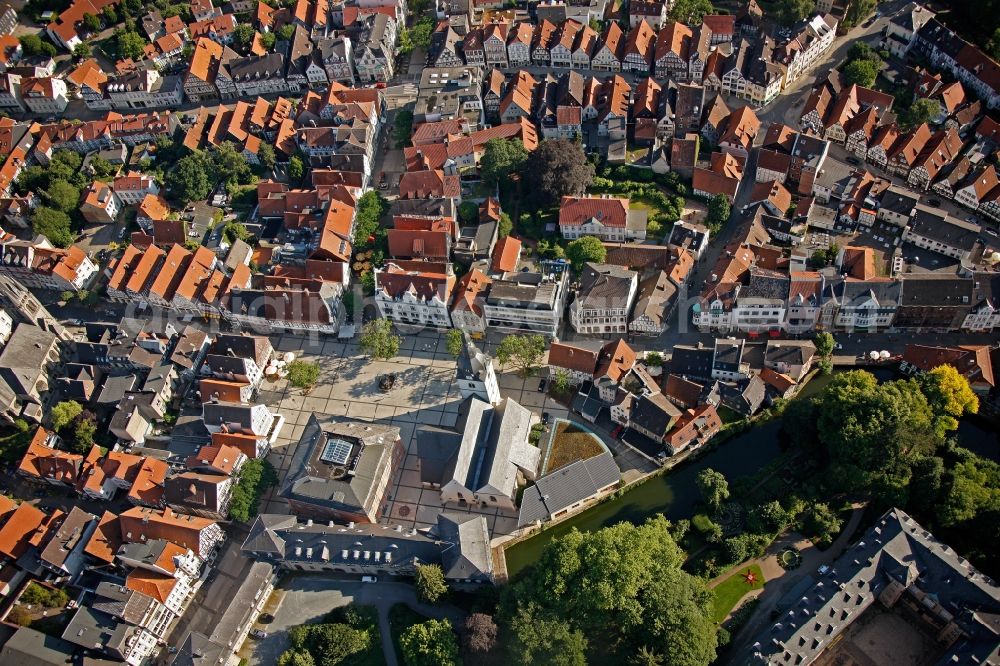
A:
[503,366,997,578]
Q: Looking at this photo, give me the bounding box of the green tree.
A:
[776,0,813,25]
[814,332,835,358]
[260,32,277,51]
[102,5,119,24]
[480,137,528,189]
[32,207,73,248]
[359,319,401,361]
[509,606,587,666]
[920,365,979,434]
[495,334,546,378]
[233,23,255,49]
[668,0,714,23]
[843,0,876,28]
[804,503,843,545]
[353,190,388,248]
[257,143,276,170]
[937,459,999,527]
[505,517,717,666]
[82,12,101,31]
[842,59,879,88]
[632,645,664,666]
[73,42,92,59]
[991,27,1000,61]
[524,139,594,208]
[758,500,789,532]
[116,30,146,60]
[414,564,448,604]
[498,212,513,238]
[394,109,414,147]
[286,359,321,389]
[292,623,370,666]
[445,329,464,358]
[277,650,316,666]
[89,157,118,180]
[288,154,306,184]
[908,99,941,129]
[51,400,83,432]
[566,236,607,272]
[276,24,296,41]
[400,619,460,666]
[696,468,730,512]
[458,201,479,223]
[909,456,944,515]
[19,34,56,57]
[706,193,730,233]
[551,369,571,395]
[72,413,97,453]
[213,141,254,187]
[228,459,278,522]
[44,179,81,213]
[15,165,48,195]
[167,153,212,204]
[645,351,663,367]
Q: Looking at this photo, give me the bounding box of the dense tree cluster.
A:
[358,319,402,361]
[228,459,278,522]
[841,42,883,89]
[783,368,999,574]
[524,140,595,208]
[400,619,461,666]
[502,517,718,666]
[566,236,606,272]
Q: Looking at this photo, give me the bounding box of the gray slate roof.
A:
[575,263,637,310]
[518,452,620,527]
[743,508,1000,665]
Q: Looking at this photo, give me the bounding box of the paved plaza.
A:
[253,330,598,539]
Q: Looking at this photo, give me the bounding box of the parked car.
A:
[249,629,267,639]
[537,378,547,392]
[928,198,941,206]
[361,575,378,583]
[541,412,550,425]
[846,156,860,165]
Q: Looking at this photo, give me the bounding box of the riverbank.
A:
[501,366,998,579]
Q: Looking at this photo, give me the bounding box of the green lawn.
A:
[388,603,432,664]
[710,564,766,624]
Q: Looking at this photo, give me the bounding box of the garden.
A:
[543,420,607,474]
[710,564,766,624]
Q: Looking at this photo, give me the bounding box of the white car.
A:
[361,575,378,583]
[188,229,200,237]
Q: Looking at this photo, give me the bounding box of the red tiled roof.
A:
[490,236,521,273]
[559,195,629,228]
[548,342,599,374]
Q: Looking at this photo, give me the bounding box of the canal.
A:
[503,366,998,578]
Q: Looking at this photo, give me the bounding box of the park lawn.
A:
[388,603,431,664]
[710,564,766,624]
[547,421,604,472]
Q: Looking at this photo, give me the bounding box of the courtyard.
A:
[814,606,943,666]
[252,330,584,539]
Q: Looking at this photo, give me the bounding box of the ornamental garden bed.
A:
[544,420,606,474]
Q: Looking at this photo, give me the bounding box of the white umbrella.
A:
[869,351,879,360]
[283,352,296,363]
[264,366,277,376]
[879,350,891,360]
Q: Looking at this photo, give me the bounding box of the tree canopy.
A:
[399,619,461,666]
[843,59,879,88]
[32,207,74,248]
[480,138,528,189]
[445,329,464,358]
[287,360,321,389]
[668,0,714,23]
[705,194,730,234]
[51,400,83,432]
[566,236,607,272]
[44,179,81,213]
[524,140,594,208]
[358,319,401,361]
[503,516,717,666]
[228,459,278,522]
[920,365,979,434]
[776,0,814,26]
[414,564,448,604]
[696,468,730,512]
[495,334,546,378]
[167,153,212,205]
